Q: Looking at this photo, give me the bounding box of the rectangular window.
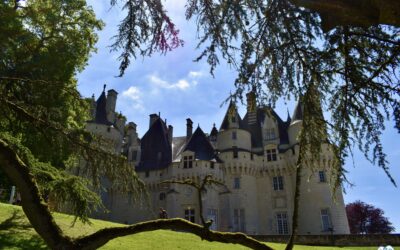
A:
[250,153,254,160]
[319,171,326,183]
[183,156,193,168]
[265,128,276,140]
[184,208,195,223]
[273,176,284,191]
[210,162,215,169]
[233,146,238,158]
[321,209,332,231]
[233,177,240,189]
[266,148,277,161]
[232,131,237,140]
[207,209,218,230]
[276,212,289,234]
[145,171,149,178]
[233,208,246,232]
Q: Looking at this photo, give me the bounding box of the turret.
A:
[106,89,118,123]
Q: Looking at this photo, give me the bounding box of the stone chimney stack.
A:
[168,125,173,144]
[149,113,158,128]
[246,91,257,125]
[186,118,193,141]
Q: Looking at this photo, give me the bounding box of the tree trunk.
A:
[285,145,304,250]
[0,139,76,249]
[0,138,273,250]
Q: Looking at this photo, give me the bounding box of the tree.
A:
[1,0,399,249]
[111,1,399,249]
[0,1,271,249]
[346,200,395,234]
[289,0,400,31]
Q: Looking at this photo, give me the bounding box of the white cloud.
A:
[148,75,190,90]
[188,71,204,78]
[175,79,190,89]
[121,86,144,111]
[122,86,141,101]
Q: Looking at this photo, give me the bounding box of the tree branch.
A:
[76,218,272,250]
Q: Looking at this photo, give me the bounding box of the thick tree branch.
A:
[0,138,75,249]
[0,138,272,249]
[76,218,272,250]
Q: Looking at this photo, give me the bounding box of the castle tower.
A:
[106,89,118,123]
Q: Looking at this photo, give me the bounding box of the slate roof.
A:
[172,136,187,162]
[292,100,303,121]
[240,107,290,148]
[220,101,241,130]
[136,117,172,171]
[93,87,113,125]
[210,124,218,137]
[183,127,216,161]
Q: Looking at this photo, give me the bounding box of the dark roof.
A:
[220,101,241,130]
[183,127,216,161]
[292,100,303,121]
[137,117,172,171]
[240,107,290,148]
[172,136,187,161]
[94,88,112,125]
[210,124,218,137]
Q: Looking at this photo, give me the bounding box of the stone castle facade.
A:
[86,86,350,235]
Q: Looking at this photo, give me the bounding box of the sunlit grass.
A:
[0,202,387,249]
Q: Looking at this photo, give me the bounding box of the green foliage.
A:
[0,132,103,223]
[0,0,146,224]
[114,0,400,191]
[0,0,103,168]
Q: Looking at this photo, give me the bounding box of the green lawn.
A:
[0,203,383,249]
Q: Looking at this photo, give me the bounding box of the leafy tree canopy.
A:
[0,0,147,224]
[346,200,395,234]
[112,0,400,188]
[0,1,272,249]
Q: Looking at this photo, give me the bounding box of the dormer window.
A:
[265,128,276,140]
[183,156,193,168]
[266,148,277,161]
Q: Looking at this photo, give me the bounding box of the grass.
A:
[0,202,388,249]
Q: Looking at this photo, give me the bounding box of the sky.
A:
[78,0,400,232]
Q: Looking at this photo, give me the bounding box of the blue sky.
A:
[78,0,400,232]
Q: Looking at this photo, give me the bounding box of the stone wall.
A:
[251,234,400,246]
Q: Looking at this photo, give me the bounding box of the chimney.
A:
[246,91,257,125]
[168,125,173,144]
[186,118,193,141]
[149,114,158,128]
[246,91,256,113]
